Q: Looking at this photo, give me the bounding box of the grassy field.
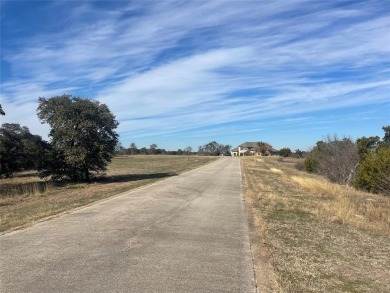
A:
[241,156,390,292]
[0,155,218,233]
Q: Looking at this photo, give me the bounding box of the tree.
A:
[255,141,272,156]
[139,147,148,155]
[295,149,303,158]
[149,144,158,155]
[354,126,390,196]
[198,141,230,156]
[114,142,127,156]
[279,147,292,157]
[219,144,231,156]
[0,123,48,177]
[0,104,5,115]
[129,143,138,155]
[355,147,390,196]
[198,141,220,156]
[304,135,359,185]
[37,95,118,181]
[356,136,380,160]
[1,123,28,177]
[382,125,390,145]
[183,146,193,155]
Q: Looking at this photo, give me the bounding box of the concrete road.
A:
[1,158,256,292]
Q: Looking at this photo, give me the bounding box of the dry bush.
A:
[294,160,305,171]
[315,135,359,186]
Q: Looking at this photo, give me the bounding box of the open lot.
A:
[0,155,217,233]
[241,156,390,292]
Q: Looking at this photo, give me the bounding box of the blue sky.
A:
[1,0,389,151]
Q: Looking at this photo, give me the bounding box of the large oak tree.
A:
[37,95,118,181]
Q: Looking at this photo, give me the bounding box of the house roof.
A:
[231,148,238,152]
[235,142,278,152]
[239,142,258,148]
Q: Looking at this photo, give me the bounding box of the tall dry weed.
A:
[290,176,390,233]
[0,181,51,197]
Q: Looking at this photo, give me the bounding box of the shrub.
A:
[304,156,317,173]
[279,147,292,157]
[355,147,390,196]
[294,160,305,171]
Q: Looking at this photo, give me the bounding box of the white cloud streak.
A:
[1,0,389,148]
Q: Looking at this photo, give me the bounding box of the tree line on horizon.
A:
[114,141,232,157]
[114,143,195,156]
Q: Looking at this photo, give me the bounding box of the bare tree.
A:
[314,135,359,186]
[254,141,272,156]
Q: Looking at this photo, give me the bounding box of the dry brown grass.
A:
[241,156,390,292]
[291,176,389,233]
[0,155,218,233]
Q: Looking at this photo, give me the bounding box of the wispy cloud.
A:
[1,0,389,148]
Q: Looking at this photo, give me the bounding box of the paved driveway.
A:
[1,158,255,292]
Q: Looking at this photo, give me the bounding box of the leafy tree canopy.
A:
[356,136,380,160]
[198,141,231,156]
[354,126,390,195]
[0,123,48,177]
[37,95,118,181]
[279,147,292,157]
[295,149,303,158]
[382,125,390,145]
[355,147,390,196]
